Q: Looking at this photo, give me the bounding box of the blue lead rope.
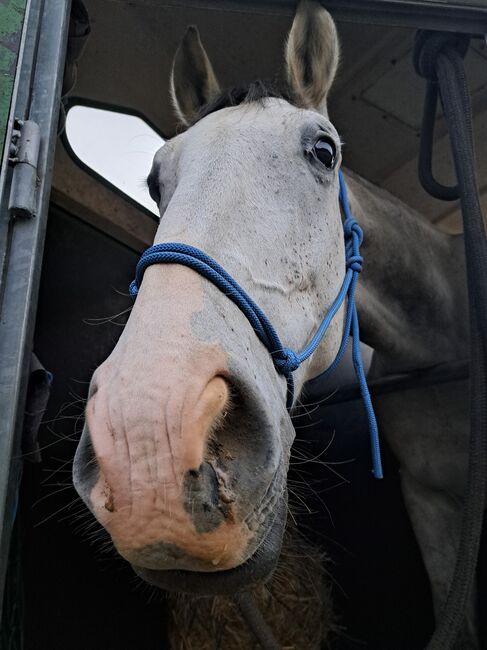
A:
[129,170,383,478]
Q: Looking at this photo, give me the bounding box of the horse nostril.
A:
[179,374,230,471]
[203,375,230,425]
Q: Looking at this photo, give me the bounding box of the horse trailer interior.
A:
[1,1,486,649]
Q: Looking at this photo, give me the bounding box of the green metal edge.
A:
[0,0,27,160]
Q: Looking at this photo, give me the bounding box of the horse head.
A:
[74,0,346,594]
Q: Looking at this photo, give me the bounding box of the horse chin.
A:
[131,496,287,596]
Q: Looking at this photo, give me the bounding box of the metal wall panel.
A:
[0,0,71,617]
[137,0,487,32]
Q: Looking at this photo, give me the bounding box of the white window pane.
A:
[65,105,164,216]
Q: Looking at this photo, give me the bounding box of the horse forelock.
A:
[190,79,300,126]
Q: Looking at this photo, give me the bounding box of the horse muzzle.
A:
[133,495,288,595]
[73,266,293,588]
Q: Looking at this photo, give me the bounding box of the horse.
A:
[73,1,474,646]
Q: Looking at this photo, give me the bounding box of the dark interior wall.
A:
[290,399,434,649]
[20,207,167,650]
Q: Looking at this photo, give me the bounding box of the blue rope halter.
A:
[129,170,383,478]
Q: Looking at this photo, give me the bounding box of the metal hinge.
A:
[8,118,41,218]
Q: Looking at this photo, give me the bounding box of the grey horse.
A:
[73,1,473,645]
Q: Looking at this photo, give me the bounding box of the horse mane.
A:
[191,80,298,125]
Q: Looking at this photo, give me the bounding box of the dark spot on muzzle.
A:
[184,461,236,533]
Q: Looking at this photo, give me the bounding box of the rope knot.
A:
[343,217,363,243]
[413,30,469,81]
[274,348,300,376]
[343,217,364,272]
[346,254,363,272]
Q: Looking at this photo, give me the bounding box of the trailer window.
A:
[65,105,164,216]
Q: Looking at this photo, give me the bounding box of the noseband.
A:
[130,170,383,478]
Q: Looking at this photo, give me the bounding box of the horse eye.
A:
[147,173,161,204]
[149,184,161,204]
[313,138,336,169]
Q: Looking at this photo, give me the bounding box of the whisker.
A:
[289,431,337,466]
[83,306,132,326]
[32,484,74,508]
[34,496,81,528]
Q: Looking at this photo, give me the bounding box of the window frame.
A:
[61,97,166,222]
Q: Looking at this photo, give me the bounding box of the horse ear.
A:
[170,26,221,126]
[285,0,340,116]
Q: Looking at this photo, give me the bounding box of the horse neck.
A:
[345,170,468,375]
